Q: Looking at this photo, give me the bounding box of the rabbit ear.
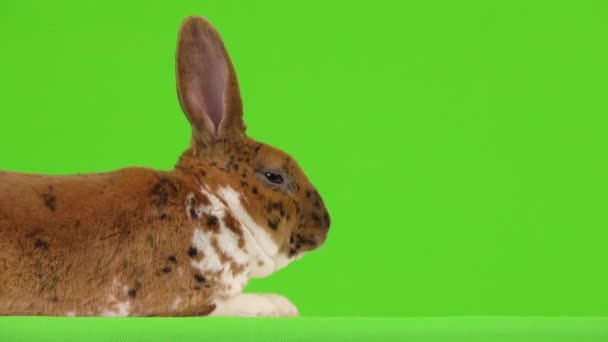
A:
[176,16,244,144]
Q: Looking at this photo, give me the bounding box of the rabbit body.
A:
[0,168,216,316]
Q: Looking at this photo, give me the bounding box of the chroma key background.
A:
[0,1,607,336]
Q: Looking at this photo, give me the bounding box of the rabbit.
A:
[0,16,330,317]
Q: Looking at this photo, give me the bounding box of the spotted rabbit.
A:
[0,16,330,317]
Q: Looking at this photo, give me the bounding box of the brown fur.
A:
[0,168,213,315]
[0,16,329,316]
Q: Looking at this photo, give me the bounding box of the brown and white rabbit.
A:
[0,16,330,317]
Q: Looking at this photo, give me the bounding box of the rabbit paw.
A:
[209,293,299,317]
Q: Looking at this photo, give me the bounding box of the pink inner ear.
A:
[198,49,227,131]
[179,20,229,134]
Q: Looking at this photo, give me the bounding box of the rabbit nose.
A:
[310,210,330,232]
[305,190,330,229]
[311,210,330,242]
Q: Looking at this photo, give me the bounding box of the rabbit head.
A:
[173,17,330,278]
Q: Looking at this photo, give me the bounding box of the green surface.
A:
[1,317,608,342]
[1,0,608,320]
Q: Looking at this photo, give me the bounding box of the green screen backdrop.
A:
[1,0,607,327]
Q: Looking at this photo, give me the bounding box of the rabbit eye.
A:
[264,172,284,184]
[256,169,291,192]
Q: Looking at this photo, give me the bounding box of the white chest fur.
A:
[186,186,284,298]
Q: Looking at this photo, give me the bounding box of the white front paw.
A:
[209,293,299,317]
[261,294,299,317]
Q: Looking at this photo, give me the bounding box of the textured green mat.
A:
[1,317,607,341]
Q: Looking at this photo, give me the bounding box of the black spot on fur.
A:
[34,239,48,250]
[306,191,312,199]
[50,296,59,302]
[167,256,177,263]
[189,208,198,219]
[194,274,205,283]
[188,246,198,257]
[267,219,279,230]
[293,200,301,214]
[253,144,262,156]
[161,266,172,273]
[150,178,178,208]
[206,215,219,227]
[159,213,168,220]
[240,180,248,188]
[128,280,142,297]
[252,187,258,195]
[41,187,56,212]
[272,202,283,211]
[227,162,239,172]
[200,169,207,177]
[296,234,317,247]
[266,202,285,217]
[311,213,321,224]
